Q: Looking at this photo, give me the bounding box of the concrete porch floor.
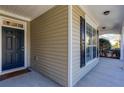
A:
[0,58,124,87]
[0,70,60,87]
[75,58,124,87]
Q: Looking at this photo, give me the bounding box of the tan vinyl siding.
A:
[72,5,99,86]
[31,6,68,86]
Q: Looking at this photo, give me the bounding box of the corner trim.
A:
[68,5,72,87]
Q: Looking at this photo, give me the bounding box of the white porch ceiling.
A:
[80,5,124,34]
[0,5,124,34]
[0,5,55,21]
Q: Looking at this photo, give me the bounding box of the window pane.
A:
[86,23,93,63]
[93,28,97,45]
[86,46,93,62]
[85,23,97,63]
[86,23,92,45]
[93,28,97,58]
[97,30,99,57]
[93,46,97,58]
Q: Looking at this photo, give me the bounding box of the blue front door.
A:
[2,26,24,71]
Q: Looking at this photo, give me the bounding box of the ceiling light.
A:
[103,11,110,15]
[102,27,106,29]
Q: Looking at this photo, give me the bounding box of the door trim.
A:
[0,16,29,75]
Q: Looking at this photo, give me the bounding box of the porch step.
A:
[0,68,31,81]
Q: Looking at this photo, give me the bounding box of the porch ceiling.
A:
[0,5,55,21]
[80,5,124,34]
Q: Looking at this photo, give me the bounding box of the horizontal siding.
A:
[31,6,68,86]
[72,5,99,86]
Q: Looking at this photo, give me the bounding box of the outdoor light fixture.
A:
[103,11,110,15]
[102,26,106,29]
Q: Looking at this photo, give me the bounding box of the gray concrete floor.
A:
[0,70,60,87]
[75,58,124,87]
[0,58,124,87]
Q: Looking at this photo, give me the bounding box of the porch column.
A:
[68,5,72,87]
[120,25,124,60]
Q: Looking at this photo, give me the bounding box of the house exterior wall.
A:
[0,5,100,87]
[31,6,68,86]
[72,5,99,86]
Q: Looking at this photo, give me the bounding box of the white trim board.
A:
[0,67,27,75]
[0,16,29,75]
[0,9,31,21]
[120,26,124,60]
[85,14,97,29]
[68,5,72,87]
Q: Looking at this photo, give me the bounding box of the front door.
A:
[2,26,24,71]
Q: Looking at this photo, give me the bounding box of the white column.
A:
[68,5,72,87]
[120,26,124,60]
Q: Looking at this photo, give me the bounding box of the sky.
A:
[99,34,120,45]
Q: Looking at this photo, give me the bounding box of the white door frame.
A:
[0,16,28,75]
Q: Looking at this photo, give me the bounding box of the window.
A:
[86,23,93,62]
[97,30,99,57]
[93,28,97,58]
[85,23,97,63]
